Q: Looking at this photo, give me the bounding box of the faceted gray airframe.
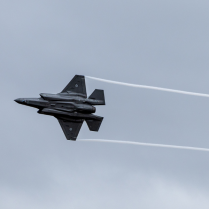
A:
[15,75,105,140]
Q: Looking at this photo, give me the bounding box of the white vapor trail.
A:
[78,139,209,152]
[86,76,209,98]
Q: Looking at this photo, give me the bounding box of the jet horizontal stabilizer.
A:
[85,117,103,132]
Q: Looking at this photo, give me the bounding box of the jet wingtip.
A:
[75,74,85,77]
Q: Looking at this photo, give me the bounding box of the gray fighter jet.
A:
[15,75,105,140]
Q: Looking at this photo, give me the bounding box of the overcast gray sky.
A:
[1,0,209,208]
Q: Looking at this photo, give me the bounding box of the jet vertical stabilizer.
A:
[88,89,105,105]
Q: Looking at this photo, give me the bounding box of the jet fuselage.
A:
[15,95,96,115]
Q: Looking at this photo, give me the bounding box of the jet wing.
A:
[57,118,84,140]
[61,75,87,98]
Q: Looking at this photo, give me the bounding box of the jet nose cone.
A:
[14,98,20,103]
[14,98,24,104]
